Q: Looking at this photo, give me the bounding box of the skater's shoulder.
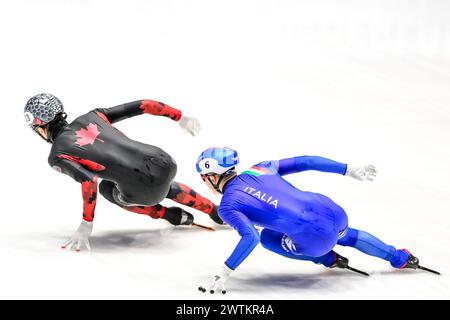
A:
[256,160,279,171]
[71,109,99,123]
[47,137,69,163]
[47,143,61,165]
[46,123,78,163]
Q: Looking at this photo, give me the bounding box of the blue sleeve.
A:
[218,208,260,270]
[277,155,347,176]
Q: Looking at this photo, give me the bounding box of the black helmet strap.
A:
[47,112,68,143]
[206,168,236,194]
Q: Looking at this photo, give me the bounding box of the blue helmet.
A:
[196,147,239,175]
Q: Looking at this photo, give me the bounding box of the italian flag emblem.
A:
[242,166,271,176]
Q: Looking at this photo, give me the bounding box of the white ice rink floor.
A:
[1,0,450,299]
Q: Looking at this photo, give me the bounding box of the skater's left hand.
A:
[179,116,201,136]
[198,264,233,294]
[345,165,377,181]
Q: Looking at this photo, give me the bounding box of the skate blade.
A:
[418,265,441,275]
[346,266,370,277]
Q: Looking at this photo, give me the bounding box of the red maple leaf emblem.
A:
[75,123,104,147]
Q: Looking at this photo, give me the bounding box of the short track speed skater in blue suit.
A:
[196,147,440,294]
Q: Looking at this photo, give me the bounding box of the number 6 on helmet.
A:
[196,147,240,194]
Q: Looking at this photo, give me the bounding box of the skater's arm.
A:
[276,155,347,176]
[219,208,260,270]
[198,206,259,294]
[96,99,182,124]
[49,156,98,222]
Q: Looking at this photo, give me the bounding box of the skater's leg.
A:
[338,227,409,268]
[122,204,166,219]
[260,229,336,267]
[167,181,214,213]
[99,180,193,225]
[167,181,223,224]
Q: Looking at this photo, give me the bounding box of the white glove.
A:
[61,219,93,252]
[198,264,233,295]
[179,116,201,136]
[345,165,377,181]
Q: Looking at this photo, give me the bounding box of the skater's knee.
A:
[260,229,284,250]
[299,244,330,257]
[337,227,358,246]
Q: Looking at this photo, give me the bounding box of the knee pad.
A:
[99,180,116,203]
[281,234,299,254]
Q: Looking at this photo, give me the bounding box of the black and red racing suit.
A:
[48,100,219,223]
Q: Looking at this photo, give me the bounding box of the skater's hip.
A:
[303,194,348,233]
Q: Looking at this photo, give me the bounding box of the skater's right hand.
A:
[345,165,377,181]
[61,219,93,252]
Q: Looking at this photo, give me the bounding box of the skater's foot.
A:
[390,249,415,269]
[328,252,349,269]
[398,249,419,270]
[392,249,440,274]
[162,207,194,226]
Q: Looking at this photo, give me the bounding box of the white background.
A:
[0,0,449,299]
